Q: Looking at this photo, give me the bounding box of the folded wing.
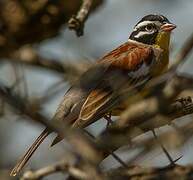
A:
[73,41,157,128]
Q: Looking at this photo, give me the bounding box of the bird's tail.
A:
[10,128,50,177]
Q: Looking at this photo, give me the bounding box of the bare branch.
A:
[4,46,90,79]
[107,165,193,180]
[68,0,93,36]
[21,161,89,180]
[0,82,102,165]
[172,32,193,69]
[96,94,193,157]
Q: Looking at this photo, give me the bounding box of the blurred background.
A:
[1,0,193,179]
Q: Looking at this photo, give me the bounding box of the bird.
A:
[10,14,176,176]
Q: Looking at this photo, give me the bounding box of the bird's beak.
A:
[161,23,177,32]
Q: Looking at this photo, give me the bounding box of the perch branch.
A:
[97,93,193,151]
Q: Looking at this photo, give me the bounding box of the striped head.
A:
[129,14,176,45]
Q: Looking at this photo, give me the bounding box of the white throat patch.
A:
[134,31,151,38]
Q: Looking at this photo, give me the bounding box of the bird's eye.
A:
[145,24,154,32]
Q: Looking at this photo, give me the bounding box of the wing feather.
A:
[73,41,160,128]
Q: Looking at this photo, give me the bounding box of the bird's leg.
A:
[104,112,113,128]
[104,114,131,145]
[152,129,182,166]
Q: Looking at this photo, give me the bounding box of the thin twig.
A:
[96,95,193,153]
[152,129,174,165]
[0,81,101,166]
[84,129,129,168]
[172,32,193,70]
[68,0,93,36]
[4,46,90,78]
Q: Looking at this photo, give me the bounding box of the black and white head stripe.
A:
[129,14,171,45]
[138,14,170,25]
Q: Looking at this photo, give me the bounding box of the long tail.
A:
[10,128,50,177]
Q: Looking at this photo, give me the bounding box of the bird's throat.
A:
[154,32,171,74]
[155,32,171,51]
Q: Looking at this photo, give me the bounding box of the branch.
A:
[68,0,93,36]
[107,165,193,180]
[21,163,193,180]
[97,93,193,159]
[0,0,104,56]
[21,161,89,180]
[3,46,90,79]
[0,82,102,165]
[172,32,193,69]
[1,72,193,168]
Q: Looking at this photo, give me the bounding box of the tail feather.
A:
[10,128,50,177]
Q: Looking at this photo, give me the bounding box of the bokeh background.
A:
[1,0,193,179]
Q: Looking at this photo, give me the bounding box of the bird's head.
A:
[129,14,176,49]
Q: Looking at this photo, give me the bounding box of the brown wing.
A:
[72,41,156,128]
